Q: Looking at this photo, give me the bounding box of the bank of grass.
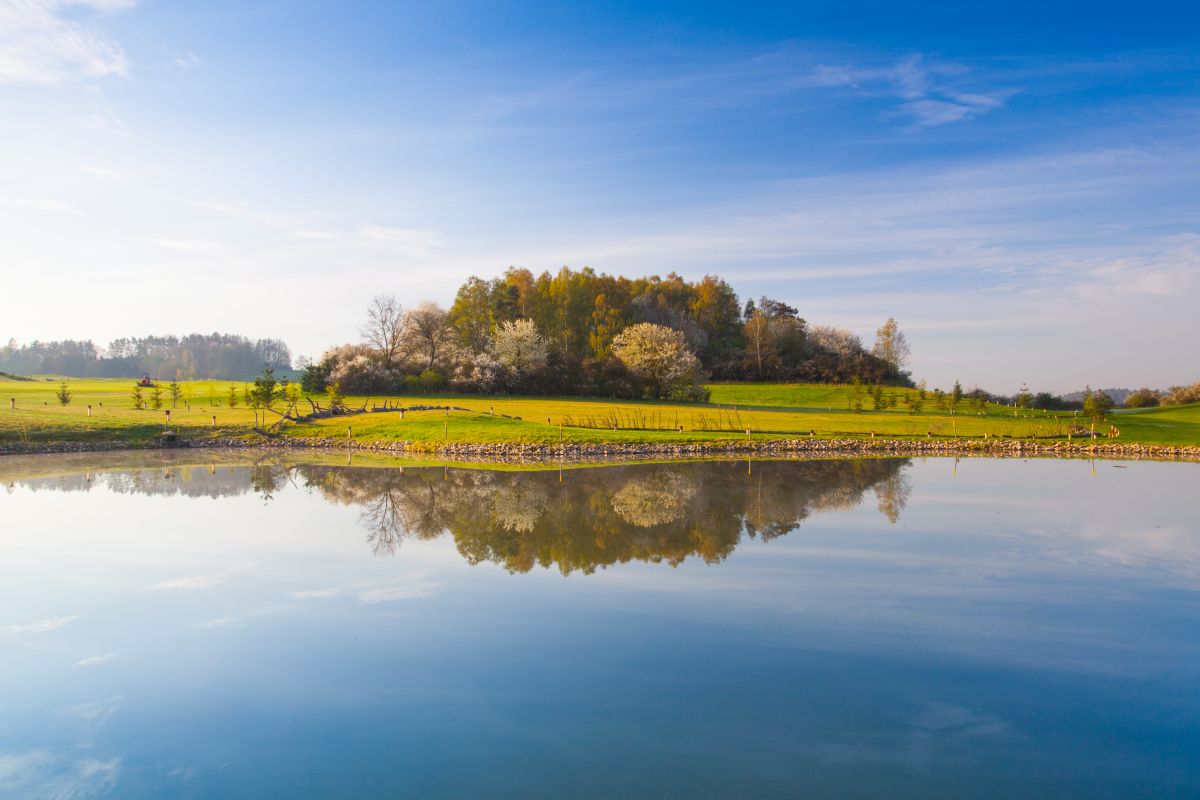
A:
[2,377,1198,449]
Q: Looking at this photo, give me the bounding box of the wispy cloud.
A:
[0,615,79,636]
[0,0,134,85]
[290,575,443,605]
[150,238,243,262]
[190,616,246,630]
[79,163,124,179]
[0,751,119,800]
[2,196,82,214]
[357,581,443,604]
[811,54,1013,126]
[145,562,255,591]
[357,224,442,257]
[75,652,119,667]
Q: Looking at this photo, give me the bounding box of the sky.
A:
[1,0,1198,392]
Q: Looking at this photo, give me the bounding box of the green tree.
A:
[951,380,963,409]
[250,367,279,409]
[168,381,183,408]
[227,385,239,408]
[325,380,345,410]
[56,380,71,406]
[131,383,144,409]
[150,384,163,410]
[1083,387,1114,418]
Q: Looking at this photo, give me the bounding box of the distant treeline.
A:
[0,333,292,380]
[304,267,913,399]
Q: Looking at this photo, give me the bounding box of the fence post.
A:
[87,405,92,417]
[212,415,217,428]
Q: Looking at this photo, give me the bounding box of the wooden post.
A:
[400,409,405,419]
[347,426,353,442]
[165,409,171,431]
[8,398,13,410]
[444,419,448,438]
[746,428,751,442]
[211,415,217,428]
[87,405,92,417]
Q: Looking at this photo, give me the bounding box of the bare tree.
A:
[402,301,455,371]
[360,294,405,367]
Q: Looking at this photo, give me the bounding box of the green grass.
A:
[2,377,1198,449]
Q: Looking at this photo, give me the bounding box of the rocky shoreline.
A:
[2,435,1197,463]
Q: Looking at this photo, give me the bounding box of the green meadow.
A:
[2,376,1198,449]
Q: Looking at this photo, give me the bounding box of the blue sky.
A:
[1,0,1198,391]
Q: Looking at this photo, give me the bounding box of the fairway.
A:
[3,377,1197,450]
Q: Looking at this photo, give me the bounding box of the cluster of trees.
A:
[1122,383,1200,408]
[303,267,912,399]
[0,334,291,380]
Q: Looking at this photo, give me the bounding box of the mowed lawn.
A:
[1,377,1197,447]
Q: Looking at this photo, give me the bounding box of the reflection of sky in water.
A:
[1,456,1198,798]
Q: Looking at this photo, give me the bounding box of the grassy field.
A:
[1,376,1197,448]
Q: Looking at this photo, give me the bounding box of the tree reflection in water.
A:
[8,458,910,573]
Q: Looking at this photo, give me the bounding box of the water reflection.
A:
[5,456,911,573]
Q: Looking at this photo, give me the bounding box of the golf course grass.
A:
[1,376,1197,450]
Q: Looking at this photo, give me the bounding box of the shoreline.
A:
[2,435,1198,463]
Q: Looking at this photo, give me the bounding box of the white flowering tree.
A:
[611,322,703,399]
[491,319,548,379]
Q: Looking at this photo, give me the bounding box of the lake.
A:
[1,452,1198,798]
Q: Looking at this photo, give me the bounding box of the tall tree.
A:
[402,302,454,371]
[872,318,911,377]
[361,294,405,367]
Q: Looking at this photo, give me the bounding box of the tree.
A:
[951,380,963,409]
[168,381,183,408]
[325,380,345,410]
[227,385,239,408]
[611,323,703,400]
[1124,388,1161,408]
[871,318,910,378]
[401,302,454,371]
[361,294,405,367]
[1016,383,1032,411]
[250,367,279,409]
[150,384,164,410]
[56,381,71,406]
[1083,387,1114,418]
[131,383,144,409]
[743,309,772,377]
[491,319,548,379]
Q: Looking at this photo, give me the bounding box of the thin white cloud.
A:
[357,580,442,605]
[0,0,133,85]
[289,576,443,605]
[190,616,246,629]
[2,196,82,214]
[290,588,340,599]
[0,751,119,800]
[145,562,255,591]
[357,224,442,257]
[811,54,1012,127]
[0,615,79,636]
[75,652,118,667]
[79,163,124,179]
[150,238,242,262]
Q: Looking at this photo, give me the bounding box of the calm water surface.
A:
[1,453,1198,798]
